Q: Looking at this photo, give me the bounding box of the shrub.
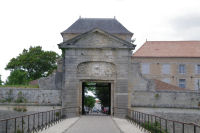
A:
[13,106,27,112]
[142,121,168,133]
[16,129,24,133]
[15,91,27,103]
[55,112,60,117]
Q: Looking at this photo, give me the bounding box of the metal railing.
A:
[113,107,200,133]
[0,107,79,133]
[128,110,200,133]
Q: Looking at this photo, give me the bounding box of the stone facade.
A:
[58,29,135,117]
[133,57,200,90]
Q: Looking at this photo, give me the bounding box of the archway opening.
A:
[82,82,111,115]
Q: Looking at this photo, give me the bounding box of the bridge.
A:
[0,107,199,133]
[39,115,146,133]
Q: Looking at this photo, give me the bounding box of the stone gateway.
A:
[58,26,135,117]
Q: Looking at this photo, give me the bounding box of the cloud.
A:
[170,13,200,40]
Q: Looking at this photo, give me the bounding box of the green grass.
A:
[0,84,39,88]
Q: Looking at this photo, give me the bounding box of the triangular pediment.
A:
[58,28,135,49]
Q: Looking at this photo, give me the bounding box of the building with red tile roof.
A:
[133,41,200,90]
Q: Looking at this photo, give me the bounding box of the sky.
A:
[0,0,200,81]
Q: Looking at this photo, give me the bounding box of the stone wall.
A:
[132,90,200,109]
[0,88,61,105]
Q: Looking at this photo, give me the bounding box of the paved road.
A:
[64,116,121,133]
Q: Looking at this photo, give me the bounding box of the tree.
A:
[0,75,3,85]
[95,86,110,107]
[6,70,29,85]
[84,95,96,109]
[5,46,60,83]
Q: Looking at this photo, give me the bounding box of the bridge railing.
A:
[113,107,200,133]
[0,107,79,133]
[128,110,200,133]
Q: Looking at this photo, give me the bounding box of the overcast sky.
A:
[0,0,200,81]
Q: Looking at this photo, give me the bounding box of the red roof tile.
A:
[154,79,189,91]
[133,41,200,57]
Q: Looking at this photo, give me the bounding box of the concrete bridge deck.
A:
[39,116,148,133]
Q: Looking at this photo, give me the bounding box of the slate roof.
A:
[133,41,200,57]
[61,18,133,35]
[154,79,189,91]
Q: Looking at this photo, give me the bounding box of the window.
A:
[179,64,186,74]
[196,65,200,74]
[162,64,170,74]
[141,63,150,74]
[195,79,200,90]
[179,79,186,88]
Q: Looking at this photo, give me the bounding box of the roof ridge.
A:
[147,40,200,42]
[133,40,200,57]
[79,18,115,20]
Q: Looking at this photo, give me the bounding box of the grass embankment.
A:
[0,85,39,88]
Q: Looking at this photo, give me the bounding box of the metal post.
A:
[46,111,47,127]
[15,118,16,133]
[182,123,184,133]
[28,115,30,132]
[160,118,161,133]
[49,111,50,125]
[148,114,150,129]
[139,112,141,125]
[165,119,167,133]
[33,114,35,132]
[42,112,43,127]
[22,116,23,133]
[173,121,175,133]
[38,113,39,129]
[194,125,196,133]
[5,120,8,133]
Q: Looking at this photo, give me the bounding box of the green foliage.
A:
[15,91,27,103]
[17,129,23,133]
[0,75,3,85]
[154,93,160,99]
[6,89,13,102]
[83,82,110,108]
[5,46,60,83]
[95,85,110,107]
[6,70,29,85]
[84,95,96,108]
[55,112,60,117]
[0,84,39,88]
[13,106,27,112]
[84,82,96,94]
[142,121,168,133]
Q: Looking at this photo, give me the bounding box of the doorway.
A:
[82,82,111,115]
